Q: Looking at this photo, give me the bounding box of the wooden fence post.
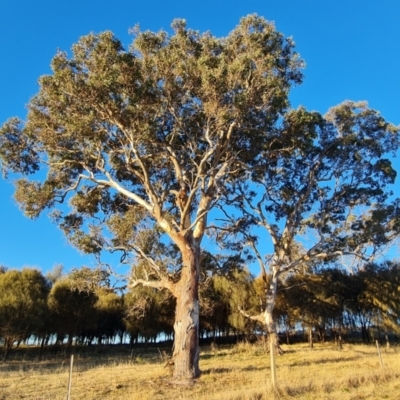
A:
[67,354,74,400]
[270,335,277,390]
[375,340,384,369]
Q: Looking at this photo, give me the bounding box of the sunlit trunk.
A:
[264,306,278,388]
[309,327,313,349]
[172,241,200,381]
[262,264,282,389]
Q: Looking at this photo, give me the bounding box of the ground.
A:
[0,341,399,399]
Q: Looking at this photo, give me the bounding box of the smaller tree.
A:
[48,278,98,354]
[212,268,259,339]
[124,285,174,347]
[125,263,175,348]
[285,270,342,347]
[357,261,400,344]
[93,288,125,345]
[0,268,49,361]
[216,102,400,385]
[199,277,229,341]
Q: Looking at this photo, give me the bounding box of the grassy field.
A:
[0,341,399,399]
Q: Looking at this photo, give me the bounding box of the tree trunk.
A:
[3,337,13,362]
[265,312,278,368]
[171,242,200,381]
[318,326,325,343]
[261,266,283,390]
[361,323,369,342]
[39,336,46,361]
[67,334,73,357]
[285,328,290,345]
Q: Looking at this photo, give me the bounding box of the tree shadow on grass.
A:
[202,367,232,374]
[200,352,230,360]
[289,355,360,367]
[202,364,267,375]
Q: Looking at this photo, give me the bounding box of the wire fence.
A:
[0,367,321,400]
[1,343,399,400]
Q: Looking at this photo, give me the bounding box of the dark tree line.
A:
[1,261,399,361]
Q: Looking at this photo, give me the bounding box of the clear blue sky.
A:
[1,0,399,275]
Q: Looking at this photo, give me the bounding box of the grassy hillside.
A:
[0,341,399,399]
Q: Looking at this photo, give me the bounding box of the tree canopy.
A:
[0,268,49,360]
[214,100,399,378]
[1,14,399,384]
[0,15,303,380]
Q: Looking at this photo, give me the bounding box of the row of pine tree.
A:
[1,261,399,361]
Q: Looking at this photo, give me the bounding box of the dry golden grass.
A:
[0,341,399,399]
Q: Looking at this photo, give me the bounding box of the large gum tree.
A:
[0,15,302,380]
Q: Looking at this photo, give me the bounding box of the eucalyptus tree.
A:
[357,261,400,341]
[47,278,98,353]
[68,266,111,292]
[124,282,174,347]
[207,268,258,339]
[199,276,230,339]
[217,103,400,360]
[0,15,302,379]
[284,270,343,347]
[0,268,49,361]
[94,288,125,345]
[198,251,247,339]
[67,266,124,344]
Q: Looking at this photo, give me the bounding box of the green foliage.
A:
[0,268,49,357]
[212,268,258,333]
[68,266,110,292]
[0,15,302,262]
[216,97,399,346]
[284,270,343,331]
[199,277,229,335]
[93,288,125,342]
[47,278,98,342]
[357,262,400,333]
[1,15,400,376]
[0,16,303,377]
[124,285,175,340]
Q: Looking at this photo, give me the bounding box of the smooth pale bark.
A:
[240,264,282,387]
[262,267,283,389]
[171,240,201,380]
[309,328,314,349]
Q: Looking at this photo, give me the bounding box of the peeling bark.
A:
[262,264,284,355]
[263,270,280,389]
[171,240,201,381]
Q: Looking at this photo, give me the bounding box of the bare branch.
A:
[238,307,264,324]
